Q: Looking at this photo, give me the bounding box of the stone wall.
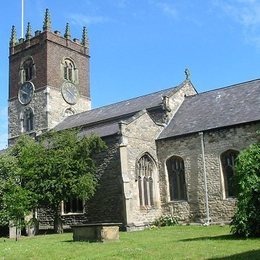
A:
[85,135,124,224]
[121,112,164,229]
[8,89,48,144]
[48,87,90,129]
[8,29,91,144]
[37,207,88,230]
[37,135,125,230]
[156,122,260,223]
[148,81,196,125]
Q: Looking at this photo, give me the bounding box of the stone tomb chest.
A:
[71,223,121,242]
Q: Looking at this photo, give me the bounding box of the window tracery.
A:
[137,154,155,207]
[23,107,34,132]
[221,149,239,198]
[166,156,187,201]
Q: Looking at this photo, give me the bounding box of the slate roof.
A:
[158,79,260,139]
[78,120,128,138]
[0,148,7,155]
[55,83,183,134]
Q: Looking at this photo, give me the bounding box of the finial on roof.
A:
[43,8,51,31]
[185,68,190,80]
[81,26,89,46]
[25,22,32,40]
[64,23,71,39]
[10,25,17,46]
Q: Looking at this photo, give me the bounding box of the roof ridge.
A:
[68,82,184,118]
[190,78,260,97]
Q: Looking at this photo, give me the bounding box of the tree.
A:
[33,130,106,233]
[231,142,260,238]
[0,130,106,234]
[0,150,35,240]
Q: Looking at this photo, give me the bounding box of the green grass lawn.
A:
[0,226,259,259]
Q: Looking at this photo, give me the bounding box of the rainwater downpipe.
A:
[199,131,210,225]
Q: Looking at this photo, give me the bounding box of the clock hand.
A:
[21,90,28,95]
[66,88,76,97]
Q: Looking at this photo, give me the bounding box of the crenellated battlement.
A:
[9,9,89,56]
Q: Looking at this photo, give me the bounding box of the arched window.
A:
[62,58,78,83]
[166,156,187,201]
[23,107,34,132]
[20,57,35,83]
[137,154,155,207]
[221,150,239,198]
[64,108,75,117]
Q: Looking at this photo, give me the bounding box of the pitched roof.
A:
[0,148,7,155]
[55,83,183,132]
[158,79,260,139]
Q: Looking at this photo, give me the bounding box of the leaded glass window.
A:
[166,156,187,201]
[64,198,83,214]
[137,154,155,207]
[221,150,239,198]
[24,107,34,132]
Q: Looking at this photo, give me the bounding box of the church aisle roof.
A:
[158,78,260,139]
[55,83,183,132]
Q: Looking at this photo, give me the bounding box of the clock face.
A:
[61,82,79,105]
[18,81,34,105]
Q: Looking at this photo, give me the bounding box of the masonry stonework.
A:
[5,11,260,234]
[8,29,91,145]
[157,122,260,223]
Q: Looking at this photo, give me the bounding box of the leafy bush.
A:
[231,142,260,238]
[152,215,178,227]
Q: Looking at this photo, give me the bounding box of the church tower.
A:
[8,9,91,145]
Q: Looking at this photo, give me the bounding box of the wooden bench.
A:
[71,223,121,242]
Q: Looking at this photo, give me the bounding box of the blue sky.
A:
[1,0,260,149]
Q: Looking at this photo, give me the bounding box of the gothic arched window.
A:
[20,57,35,83]
[136,154,155,207]
[62,58,78,83]
[23,107,34,132]
[166,156,187,201]
[221,149,239,198]
[64,108,75,117]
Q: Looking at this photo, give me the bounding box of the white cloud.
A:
[155,1,178,18]
[213,0,260,47]
[69,14,110,27]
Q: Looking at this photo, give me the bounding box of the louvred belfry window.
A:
[63,59,77,82]
[20,57,35,83]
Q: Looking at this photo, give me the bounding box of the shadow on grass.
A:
[180,234,247,242]
[62,240,102,243]
[208,249,260,259]
[62,240,74,243]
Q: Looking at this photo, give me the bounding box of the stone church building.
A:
[6,10,260,231]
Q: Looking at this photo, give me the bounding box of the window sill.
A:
[168,200,188,203]
[139,206,159,211]
[223,197,236,201]
[62,212,84,216]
